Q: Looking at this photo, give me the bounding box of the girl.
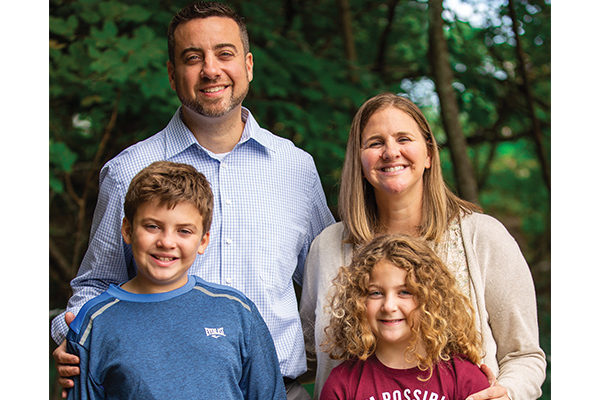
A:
[320,234,489,400]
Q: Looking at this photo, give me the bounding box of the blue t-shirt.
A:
[66,275,286,400]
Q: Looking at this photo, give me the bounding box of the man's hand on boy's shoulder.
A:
[52,312,80,398]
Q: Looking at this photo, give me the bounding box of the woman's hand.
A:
[466,364,511,400]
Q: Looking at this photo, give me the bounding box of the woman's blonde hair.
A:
[323,234,482,378]
[339,93,480,244]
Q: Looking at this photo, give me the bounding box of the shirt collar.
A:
[164,106,276,158]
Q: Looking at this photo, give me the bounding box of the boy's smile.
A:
[121,200,210,294]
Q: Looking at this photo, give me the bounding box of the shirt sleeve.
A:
[293,157,335,285]
[51,165,132,344]
[66,330,105,400]
[319,365,345,400]
[453,358,490,399]
[469,214,546,399]
[242,303,287,400]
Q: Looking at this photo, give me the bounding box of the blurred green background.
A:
[49,0,550,398]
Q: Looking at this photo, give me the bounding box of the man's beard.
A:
[177,80,249,118]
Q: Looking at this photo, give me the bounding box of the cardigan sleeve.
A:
[299,222,347,399]
[464,213,546,400]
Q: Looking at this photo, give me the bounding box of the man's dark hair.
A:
[167,2,250,64]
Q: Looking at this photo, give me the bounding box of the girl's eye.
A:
[368,290,383,298]
[399,290,412,298]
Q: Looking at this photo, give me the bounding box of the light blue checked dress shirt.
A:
[51,107,335,379]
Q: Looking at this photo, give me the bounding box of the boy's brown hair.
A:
[123,161,213,235]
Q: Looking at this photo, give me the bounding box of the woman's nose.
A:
[381,141,400,160]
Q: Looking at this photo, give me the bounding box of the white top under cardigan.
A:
[299,212,546,400]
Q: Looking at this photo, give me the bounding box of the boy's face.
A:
[121,199,209,294]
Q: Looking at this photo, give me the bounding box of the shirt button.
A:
[225,238,232,245]
[225,199,232,205]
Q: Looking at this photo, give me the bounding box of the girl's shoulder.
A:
[438,356,489,394]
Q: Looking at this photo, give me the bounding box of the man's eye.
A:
[185,55,201,63]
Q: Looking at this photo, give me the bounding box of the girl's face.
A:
[365,260,419,357]
[360,106,431,201]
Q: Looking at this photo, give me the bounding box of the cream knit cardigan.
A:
[299,213,546,400]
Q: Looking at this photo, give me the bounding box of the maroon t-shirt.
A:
[320,355,489,400]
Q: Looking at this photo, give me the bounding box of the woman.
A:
[300,93,545,400]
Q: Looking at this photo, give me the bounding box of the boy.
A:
[66,161,286,400]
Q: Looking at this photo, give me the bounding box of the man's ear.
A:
[245,52,253,83]
[167,60,176,91]
[121,217,133,245]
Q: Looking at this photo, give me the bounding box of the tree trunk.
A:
[507,0,550,191]
[335,0,358,81]
[374,0,401,74]
[427,0,479,203]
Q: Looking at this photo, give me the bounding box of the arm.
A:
[319,366,345,400]
[52,313,78,398]
[51,166,132,393]
[242,304,287,400]
[299,237,321,362]
[466,214,546,399]
[293,158,335,286]
[465,364,509,400]
[66,328,105,399]
[51,166,131,345]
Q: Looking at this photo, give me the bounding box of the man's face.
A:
[167,16,253,119]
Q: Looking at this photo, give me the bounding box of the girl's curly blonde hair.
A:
[322,234,482,379]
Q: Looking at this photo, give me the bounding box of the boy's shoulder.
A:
[67,289,121,339]
[188,275,257,314]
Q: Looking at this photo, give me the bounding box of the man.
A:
[52,3,334,399]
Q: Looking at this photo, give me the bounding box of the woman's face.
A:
[360,106,431,200]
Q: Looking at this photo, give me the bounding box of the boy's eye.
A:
[145,224,159,231]
[179,229,193,235]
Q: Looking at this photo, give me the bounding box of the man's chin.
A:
[180,95,246,119]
